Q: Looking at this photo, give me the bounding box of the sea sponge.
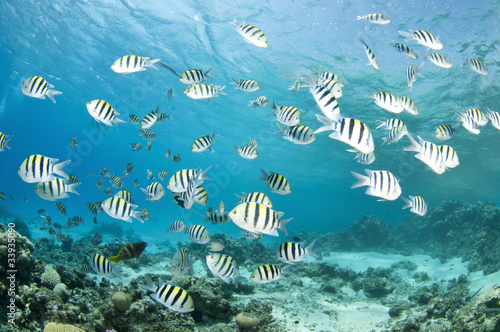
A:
[235,312,259,329]
[43,322,85,332]
[41,266,61,289]
[53,283,69,301]
[112,291,131,311]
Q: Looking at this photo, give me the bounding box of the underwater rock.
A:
[0,224,35,283]
[112,291,132,311]
[41,266,62,289]
[242,299,274,326]
[53,283,69,302]
[43,322,86,332]
[235,312,259,330]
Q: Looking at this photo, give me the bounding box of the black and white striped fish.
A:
[101,197,147,223]
[173,185,208,208]
[140,276,194,313]
[169,250,194,278]
[141,182,165,202]
[465,109,488,126]
[399,29,443,50]
[359,35,380,70]
[390,43,418,59]
[317,79,343,99]
[382,126,408,146]
[318,71,344,87]
[128,114,141,124]
[110,175,124,189]
[115,189,134,203]
[348,150,376,165]
[232,20,267,48]
[86,99,126,128]
[308,77,340,121]
[18,154,70,183]
[185,224,211,244]
[156,113,171,123]
[356,13,391,24]
[234,145,259,160]
[229,202,292,236]
[235,192,273,208]
[111,55,160,73]
[248,96,268,108]
[231,78,260,92]
[406,63,424,87]
[404,134,446,174]
[206,253,240,285]
[67,174,79,184]
[314,114,375,154]
[277,240,317,264]
[274,124,315,145]
[141,131,157,141]
[456,113,480,135]
[166,220,186,233]
[157,171,169,181]
[86,202,98,215]
[167,167,212,193]
[486,108,500,130]
[272,103,301,126]
[250,264,291,284]
[88,253,122,279]
[399,96,419,115]
[141,109,158,130]
[0,132,11,152]
[402,196,427,216]
[351,169,402,201]
[55,202,66,215]
[203,202,231,224]
[191,132,218,153]
[376,118,406,130]
[21,76,62,103]
[435,125,455,140]
[179,69,213,84]
[426,53,452,68]
[439,145,459,168]
[258,169,291,195]
[468,58,488,75]
[95,201,104,213]
[184,83,226,100]
[367,91,403,113]
[35,178,80,201]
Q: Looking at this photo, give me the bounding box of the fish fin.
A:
[278,218,292,236]
[46,89,62,103]
[314,114,337,133]
[398,30,414,42]
[66,182,81,195]
[401,197,412,209]
[53,160,71,179]
[274,123,287,135]
[305,238,318,257]
[139,275,157,292]
[403,133,421,152]
[257,168,269,181]
[350,171,370,188]
[204,68,213,78]
[145,58,160,70]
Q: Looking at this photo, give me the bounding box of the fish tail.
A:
[216,85,227,95]
[279,218,293,236]
[257,168,269,181]
[204,68,213,78]
[398,30,414,42]
[46,89,63,103]
[139,275,157,292]
[350,171,370,189]
[67,182,81,195]
[108,255,120,263]
[403,133,421,152]
[402,197,412,209]
[314,114,337,134]
[53,160,71,179]
[273,123,287,135]
[305,238,318,257]
[145,58,161,70]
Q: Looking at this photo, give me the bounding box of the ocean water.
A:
[1,1,499,265]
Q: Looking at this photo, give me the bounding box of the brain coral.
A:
[41,266,61,289]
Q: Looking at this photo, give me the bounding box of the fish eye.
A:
[232,211,237,214]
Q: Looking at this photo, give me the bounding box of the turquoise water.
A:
[0,0,499,242]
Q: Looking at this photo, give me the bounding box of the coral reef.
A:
[41,266,61,289]
[111,291,131,312]
[43,322,85,332]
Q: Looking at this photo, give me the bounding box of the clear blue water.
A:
[0,0,499,243]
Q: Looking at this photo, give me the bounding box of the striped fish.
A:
[88,253,122,279]
[426,53,452,68]
[203,202,231,224]
[351,169,402,201]
[435,125,455,141]
[468,58,488,75]
[110,175,124,189]
[406,63,424,87]
[141,131,157,141]
[128,114,141,124]
[274,124,315,145]
[399,96,419,115]
[206,253,240,285]
[191,132,218,153]
[185,224,211,244]
[235,192,272,208]
[183,83,226,100]
[141,109,158,130]
[318,72,344,87]
[169,250,194,278]
[402,196,427,216]
[376,118,406,130]
[86,202,98,215]
[67,174,79,184]
[356,13,391,24]
[250,264,291,284]
[108,241,147,263]
[89,233,103,246]
[140,276,194,313]
[348,150,376,165]
[229,202,292,236]
[308,78,340,121]
[179,69,213,84]
[247,140,258,148]
[382,127,408,146]
[439,145,459,168]
[101,197,147,223]
[115,190,134,203]
[277,240,317,264]
[174,185,208,208]
[367,91,403,114]
[55,202,66,216]
[95,201,104,212]
[156,113,171,123]
[140,208,150,221]
[0,132,12,152]
[359,36,380,70]
[21,76,62,103]
[258,169,291,195]
[465,109,488,126]
[456,113,480,135]
[130,143,141,152]
[272,103,301,126]
[111,55,160,73]
[243,230,263,241]
[248,96,268,108]
[318,79,343,98]
[166,220,186,233]
[167,167,212,193]
[34,178,81,201]
[157,171,169,181]
[18,154,70,183]
[314,114,375,154]
[141,182,166,202]
[399,29,443,50]
[486,108,500,130]
[232,20,267,48]
[404,134,446,174]
[390,43,418,59]
[234,145,259,160]
[231,79,260,92]
[86,99,126,128]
